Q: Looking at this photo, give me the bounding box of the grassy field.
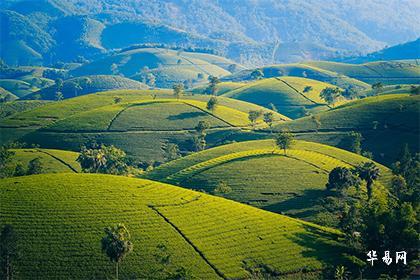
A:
[24,75,149,100]
[0,79,38,98]
[275,94,420,165]
[71,48,239,88]
[0,100,51,119]
[0,173,348,279]
[225,63,371,90]
[221,77,332,119]
[189,81,246,95]
[7,148,81,173]
[145,139,392,225]
[0,90,285,162]
[305,60,420,85]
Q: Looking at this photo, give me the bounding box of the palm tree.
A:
[101,224,133,280]
[355,162,380,200]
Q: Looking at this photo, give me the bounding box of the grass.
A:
[221,77,331,119]
[189,81,246,96]
[0,79,38,98]
[7,148,81,173]
[24,75,149,100]
[145,139,392,225]
[305,60,420,85]
[275,94,420,165]
[0,90,285,161]
[225,63,371,90]
[0,100,51,119]
[71,48,237,88]
[0,173,347,279]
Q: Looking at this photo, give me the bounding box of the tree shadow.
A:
[263,189,326,220]
[167,111,207,120]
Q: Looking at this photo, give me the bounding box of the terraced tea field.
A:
[145,140,392,225]
[0,90,285,161]
[276,94,420,164]
[0,174,346,279]
[221,77,332,118]
[7,148,81,173]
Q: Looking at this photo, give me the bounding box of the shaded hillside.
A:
[24,75,148,100]
[71,48,237,88]
[146,139,392,226]
[221,77,333,119]
[0,90,286,162]
[275,94,420,165]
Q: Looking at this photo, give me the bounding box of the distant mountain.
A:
[1,0,419,66]
[339,38,420,63]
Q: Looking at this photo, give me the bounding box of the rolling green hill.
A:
[360,84,419,97]
[189,81,246,96]
[0,173,348,279]
[24,75,148,100]
[0,90,286,162]
[0,86,17,102]
[7,148,81,173]
[145,139,392,226]
[0,79,39,98]
[275,94,420,165]
[305,60,420,85]
[0,100,51,119]
[71,48,240,88]
[225,63,371,90]
[220,77,335,119]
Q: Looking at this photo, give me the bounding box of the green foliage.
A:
[303,86,313,93]
[250,69,264,80]
[248,110,262,127]
[320,87,341,105]
[213,181,232,195]
[263,112,274,130]
[172,83,184,99]
[27,157,43,175]
[0,147,15,178]
[274,131,294,154]
[101,224,133,279]
[77,144,128,175]
[164,143,181,162]
[0,225,18,280]
[326,167,360,193]
[346,131,362,154]
[206,76,220,95]
[195,120,210,135]
[354,162,380,200]
[206,96,218,111]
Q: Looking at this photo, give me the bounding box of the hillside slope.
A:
[0,90,286,162]
[7,148,81,173]
[24,75,148,100]
[145,139,392,225]
[0,173,347,279]
[70,48,239,88]
[276,94,420,165]
[221,77,334,119]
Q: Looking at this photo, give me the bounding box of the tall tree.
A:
[320,87,341,105]
[263,112,274,132]
[354,162,380,200]
[206,76,220,95]
[206,96,218,111]
[248,110,262,127]
[101,224,133,280]
[0,225,18,280]
[326,167,360,194]
[27,157,42,175]
[77,144,128,175]
[275,131,294,154]
[172,83,184,100]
